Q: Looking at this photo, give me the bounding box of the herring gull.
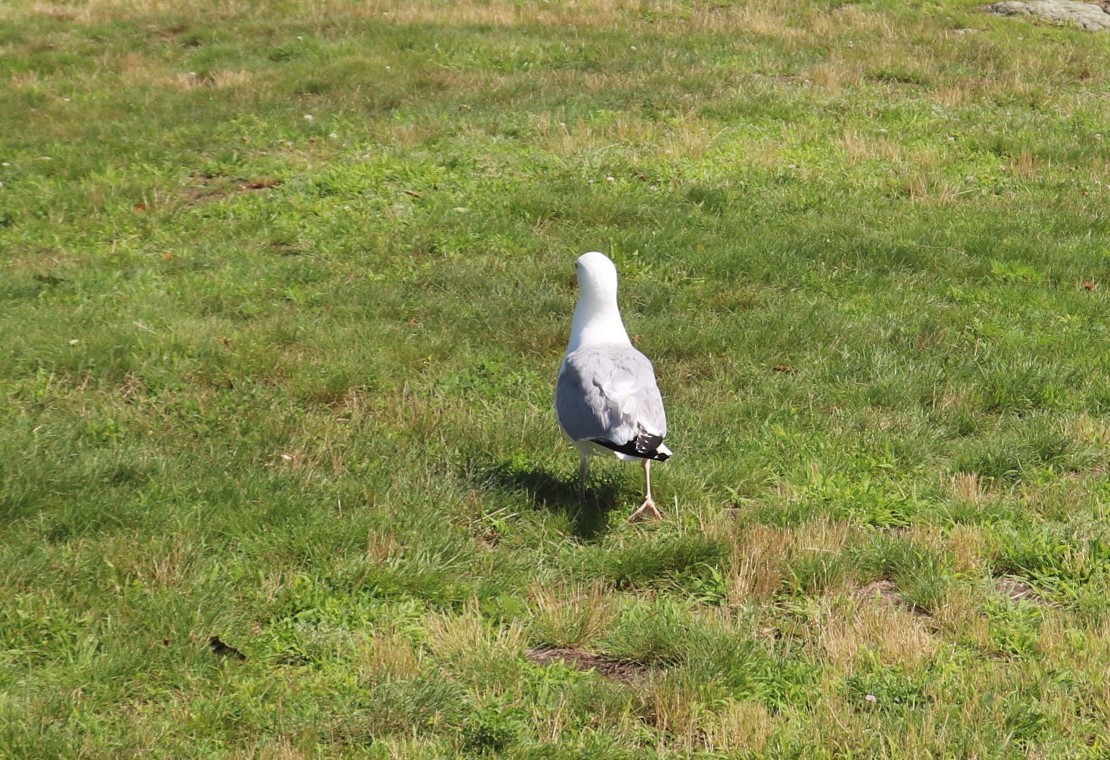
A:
[555,251,672,521]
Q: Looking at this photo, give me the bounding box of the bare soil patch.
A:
[995,576,1053,606]
[526,646,645,682]
[854,580,932,616]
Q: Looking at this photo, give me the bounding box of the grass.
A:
[1,0,1108,755]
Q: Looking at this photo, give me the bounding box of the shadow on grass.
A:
[480,461,621,541]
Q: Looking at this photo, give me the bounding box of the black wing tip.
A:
[591,435,671,462]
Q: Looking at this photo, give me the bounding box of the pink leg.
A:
[628,459,664,522]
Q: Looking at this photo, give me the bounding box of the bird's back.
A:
[555,344,667,447]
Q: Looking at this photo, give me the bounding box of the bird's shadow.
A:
[479,461,621,542]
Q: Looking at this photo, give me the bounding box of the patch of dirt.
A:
[995,576,1053,606]
[526,646,645,682]
[854,579,899,602]
[854,580,931,617]
[181,176,283,207]
[1066,461,1109,479]
[984,1,1110,31]
[241,177,283,191]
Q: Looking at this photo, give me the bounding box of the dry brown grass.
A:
[1069,413,1110,449]
[816,594,938,668]
[702,700,776,754]
[806,55,865,93]
[948,472,989,504]
[725,519,853,604]
[527,580,616,647]
[363,0,799,34]
[899,168,963,205]
[535,109,723,160]
[932,81,978,108]
[14,0,264,23]
[11,0,649,28]
[637,671,702,747]
[798,692,878,752]
[8,0,890,40]
[709,3,796,38]
[1009,147,1040,179]
[944,523,994,574]
[9,70,41,89]
[932,585,991,644]
[424,602,527,670]
[138,537,197,589]
[365,529,401,563]
[164,68,254,90]
[834,130,904,165]
[355,630,423,682]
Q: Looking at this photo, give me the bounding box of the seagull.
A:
[555,251,672,521]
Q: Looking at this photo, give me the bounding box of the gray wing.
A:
[555,345,667,447]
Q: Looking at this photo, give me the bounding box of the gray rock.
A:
[984,0,1110,30]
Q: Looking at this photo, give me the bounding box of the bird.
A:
[208,635,246,661]
[555,251,672,521]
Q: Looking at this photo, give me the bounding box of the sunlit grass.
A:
[1,0,1109,755]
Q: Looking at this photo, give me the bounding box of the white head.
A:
[574,251,619,305]
[567,251,630,351]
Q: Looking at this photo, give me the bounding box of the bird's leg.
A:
[628,458,664,522]
[578,451,589,502]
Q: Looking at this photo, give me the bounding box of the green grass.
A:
[1,0,1109,755]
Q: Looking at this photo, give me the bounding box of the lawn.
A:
[1,0,1109,756]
